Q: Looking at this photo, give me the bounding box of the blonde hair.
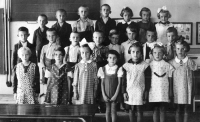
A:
[17,47,32,59]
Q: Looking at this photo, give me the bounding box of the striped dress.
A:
[72,60,98,104]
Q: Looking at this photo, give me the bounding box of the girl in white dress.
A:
[121,42,150,122]
[149,44,174,122]
[169,39,197,122]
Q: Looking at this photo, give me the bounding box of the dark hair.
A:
[81,44,92,54]
[166,27,178,36]
[38,14,48,24]
[93,30,104,37]
[101,4,111,11]
[109,29,119,37]
[54,47,65,56]
[126,24,138,34]
[56,9,67,15]
[157,9,171,19]
[120,7,133,17]
[107,50,120,60]
[139,7,151,17]
[175,36,190,52]
[128,42,143,54]
[151,44,166,54]
[78,5,89,12]
[46,28,57,35]
[18,27,29,33]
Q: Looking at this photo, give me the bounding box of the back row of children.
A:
[12,4,197,122]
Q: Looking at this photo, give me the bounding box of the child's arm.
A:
[144,66,151,103]
[34,64,40,95]
[94,20,99,31]
[72,22,77,32]
[121,67,128,101]
[40,46,45,70]
[93,63,98,99]
[168,64,174,103]
[12,44,18,69]
[72,65,79,100]
[32,30,37,49]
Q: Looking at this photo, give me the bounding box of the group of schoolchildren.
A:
[12,3,197,122]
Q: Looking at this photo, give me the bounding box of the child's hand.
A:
[42,67,46,72]
[14,94,17,100]
[110,96,117,102]
[123,93,129,101]
[103,95,110,102]
[74,93,79,100]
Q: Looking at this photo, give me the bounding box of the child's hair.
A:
[81,44,92,54]
[139,7,151,17]
[157,6,171,19]
[78,5,89,12]
[93,30,104,38]
[109,29,119,37]
[175,36,190,52]
[18,27,29,34]
[120,7,133,17]
[128,42,143,54]
[126,24,138,34]
[18,47,32,59]
[54,47,65,56]
[108,50,120,61]
[38,14,48,24]
[70,31,80,37]
[166,27,178,36]
[151,44,166,54]
[56,9,67,15]
[101,4,111,11]
[46,28,57,35]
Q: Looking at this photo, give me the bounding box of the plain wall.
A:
[0,0,200,94]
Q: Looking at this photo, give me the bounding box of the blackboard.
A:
[11,0,100,21]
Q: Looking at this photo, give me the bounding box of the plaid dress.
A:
[73,60,98,104]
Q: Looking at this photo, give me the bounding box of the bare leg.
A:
[111,102,117,122]
[183,105,189,122]
[160,105,165,122]
[175,105,181,122]
[136,106,143,122]
[153,107,159,122]
[106,102,111,122]
[129,106,135,122]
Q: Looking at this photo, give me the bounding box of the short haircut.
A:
[151,44,166,54]
[81,44,92,54]
[157,9,171,19]
[93,30,104,37]
[109,29,119,37]
[128,42,143,54]
[38,14,48,23]
[18,27,29,34]
[18,47,32,59]
[120,7,133,17]
[78,5,89,12]
[139,7,151,17]
[166,27,178,36]
[46,28,57,35]
[108,50,120,60]
[56,9,67,15]
[101,4,111,10]
[175,36,190,52]
[54,47,65,56]
[126,24,138,34]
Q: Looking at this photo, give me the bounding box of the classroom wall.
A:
[0,0,200,94]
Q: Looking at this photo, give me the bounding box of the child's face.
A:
[141,11,150,22]
[80,47,91,61]
[107,54,117,66]
[78,7,89,19]
[47,31,56,43]
[167,32,176,43]
[56,11,66,23]
[123,12,131,22]
[21,51,30,63]
[160,12,168,23]
[70,33,80,46]
[110,34,119,45]
[54,51,64,63]
[130,46,141,62]
[93,32,104,46]
[126,28,136,41]
[101,6,110,17]
[37,16,47,28]
[152,47,164,61]
[175,43,186,58]
[18,31,29,43]
[146,31,156,43]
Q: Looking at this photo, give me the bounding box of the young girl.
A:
[117,7,138,44]
[169,40,197,122]
[138,7,155,44]
[44,47,73,105]
[14,47,40,104]
[73,44,98,104]
[98,50,122,122]
[164,27,178,61]
[149,44,174,122]
[121,42,150,122]
[156,6,173,45]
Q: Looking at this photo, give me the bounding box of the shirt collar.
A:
[48,42,57,47]
[122,20,132,25]
[127,40,137,44]
[128,59,142,65]
[146,42,156,49]
[159,21,170,25]
[70,44,79,48]
[80,60,92,63]
[175,56,188,63]
[20,41,27,47]
[106,64,118,70]
[77,18,89,22]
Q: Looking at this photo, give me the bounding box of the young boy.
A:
[165,27,178,61]
[32,14,49,63]
[52,9,72,47]
[72,5,94,42]
[12,27,37,94]
[95,4,116,46]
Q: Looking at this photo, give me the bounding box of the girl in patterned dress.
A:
[149,44,174,122]
[14,47,40,104]
[98,50,122,122]
[44,47,73,105]
[73,44,98,104]
[169,40,197,122]
[121,42,150,122]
